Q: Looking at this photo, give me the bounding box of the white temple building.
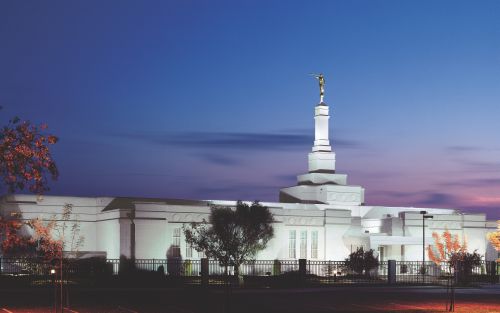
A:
[1,80,498,262]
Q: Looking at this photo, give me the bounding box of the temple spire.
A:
[279,74,365,205]
[311,73,331,154]
[307,73,335,172]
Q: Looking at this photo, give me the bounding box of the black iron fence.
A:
[0,257,498,287]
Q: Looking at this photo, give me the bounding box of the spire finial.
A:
[311,73,325,103]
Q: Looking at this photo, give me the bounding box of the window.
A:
[289,230,296,259]
[186,244,193,259]
[311,231,318,259]
[300,231,307,259]
[378,246,385,261]
[198,250,206,258]
[172,228,181,257]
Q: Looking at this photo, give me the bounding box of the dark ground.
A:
[1,285,500,313]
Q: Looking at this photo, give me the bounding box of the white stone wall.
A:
[1,195,496,262]
[96,217,120,259]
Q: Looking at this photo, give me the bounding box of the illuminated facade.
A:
[1,96,497,262]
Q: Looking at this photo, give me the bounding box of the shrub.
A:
[272,260,281,275]
[451,250,482,283]
[344,247,379,276]
[157,265,165,275]
[183,260,192,276]
[118,255,135,275]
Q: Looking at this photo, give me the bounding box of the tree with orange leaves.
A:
[26,204,84,313]
[0,115,58,194]
[0,213,30,254]
[27,204,84,260]
[428,229,468,265]
[0,113,59,255]
[28,217,63,260]
[428,229,482,273]
[428,229,482,311]
[487,221,500,262]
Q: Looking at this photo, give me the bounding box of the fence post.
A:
[299,259,306,276]
[299,259,307,285]
[388,260,396,285]
[488,261,497,283]
[454,261,462,285]
[201,258,209,287]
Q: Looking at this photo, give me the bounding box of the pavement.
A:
[0,285,499,313]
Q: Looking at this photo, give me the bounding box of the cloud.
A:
[194,183,280,201]
[446,147,500,174]
[369,189,500,219]
[349,170,399,180]
[382,191,422,198]
[116,131,308,150]
[196,153,243,166]
[274,174,297,183]
[177,132,309,150]
[333,139,362,149]
[196,185,277,194]
[114,130,365,151]
[456,204,500,219]
[453,159,500,172]
[414,192,458,207]
[438,178,500,188]
[446,145,483,152]
[372,190,460,208]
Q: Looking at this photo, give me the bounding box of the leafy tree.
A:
[0,116,58,194]
[1,204,84,259]
[0,115,58,254]
[27,203,84,259]
[183,201,274,277]
[487,221,500,262]
[427,229,482,310]
[344,247,379,276]
[0,213,28,254]
[451,251,482,276]
[27,204,84,312]
[427,229,469,267]
[427,229,483,277]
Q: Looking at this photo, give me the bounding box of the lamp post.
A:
[420,211,433,283]
[51,268,56,313]
[60,242,63,313]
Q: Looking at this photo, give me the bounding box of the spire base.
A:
[312,146,332,152]
[308,151,336,173]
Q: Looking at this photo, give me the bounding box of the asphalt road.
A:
[1,285,499,313]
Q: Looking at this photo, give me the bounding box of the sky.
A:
[0,0,499,219]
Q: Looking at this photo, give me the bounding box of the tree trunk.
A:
[234,264,243,286]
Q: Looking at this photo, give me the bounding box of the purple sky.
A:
[1,0,499,219]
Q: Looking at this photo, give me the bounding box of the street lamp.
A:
[51,268,56,313]
[420,211,433,282]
